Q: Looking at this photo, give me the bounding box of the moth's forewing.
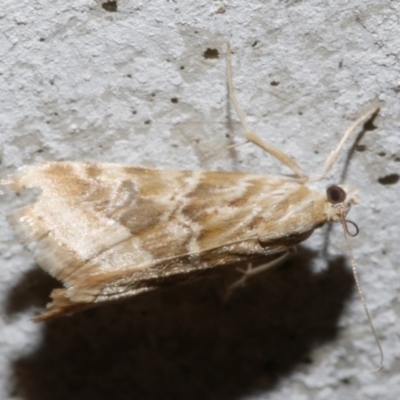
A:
[3,161,329,319]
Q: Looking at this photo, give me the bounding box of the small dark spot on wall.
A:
[395,156,400,162]
[338,60,343,68]
[39,38,45,42]
[363,118,377,131]
[252,40,258,47]
[102,1,117,12]
[171,98,178,104]
[378,151,386,157]
[49,80,54,85]
[270,81,280,86]
[203,48,219,60]
[341,378,351,384]
[127,74,132,78]
[132,110,137,115]
[225,133,230,138]
[378,173,399,185]
[356,144,366,152]
[180,66,185,70]
[392,85,400,93]
[298,111,303,116]
[144,120,151,125]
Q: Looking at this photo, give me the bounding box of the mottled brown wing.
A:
[3,162,326,320]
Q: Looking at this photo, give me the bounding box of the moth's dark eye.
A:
[327,185,346,204]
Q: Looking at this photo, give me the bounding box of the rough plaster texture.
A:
[1,0,400,399]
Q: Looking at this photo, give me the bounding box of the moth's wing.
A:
[3,162,313,320]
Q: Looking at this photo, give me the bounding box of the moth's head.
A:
[325,184,359,222]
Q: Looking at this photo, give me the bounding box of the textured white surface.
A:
[0,1,400,399]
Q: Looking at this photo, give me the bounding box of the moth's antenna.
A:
[310,105,380,182]
[340,212,384,372]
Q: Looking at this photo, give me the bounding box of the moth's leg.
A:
[226,43,307,181]
[224,248,294,300]
[310,105,380,182]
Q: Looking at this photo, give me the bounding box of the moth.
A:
[1,43,380,348]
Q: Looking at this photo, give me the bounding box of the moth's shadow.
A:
[8,247,354,400]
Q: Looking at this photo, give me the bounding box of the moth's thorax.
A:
[253,181,359,244]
